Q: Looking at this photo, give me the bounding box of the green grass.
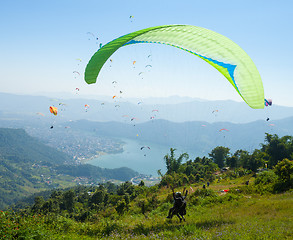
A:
[1,186,292,239]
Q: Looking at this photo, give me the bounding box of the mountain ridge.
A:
[0,92,292,124]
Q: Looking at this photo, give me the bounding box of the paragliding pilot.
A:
[167,186,188,222]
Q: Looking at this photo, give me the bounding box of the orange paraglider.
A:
[49,106,58,116]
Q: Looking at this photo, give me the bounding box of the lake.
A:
[88,138,201,176]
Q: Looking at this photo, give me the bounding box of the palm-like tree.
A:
[164,148,189,174]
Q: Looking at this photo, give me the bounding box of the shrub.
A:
[254,170,278,185]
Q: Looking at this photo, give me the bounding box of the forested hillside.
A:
[0,128,138,209]
[0,128,72,165]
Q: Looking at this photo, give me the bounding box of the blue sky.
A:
[1,0,292,106]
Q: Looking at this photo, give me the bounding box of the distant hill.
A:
[0,128,138,209]
[0,128,72,165]
[63,117,292,154]
[1,92,293,124]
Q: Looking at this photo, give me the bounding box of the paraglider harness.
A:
[167,187,188,222]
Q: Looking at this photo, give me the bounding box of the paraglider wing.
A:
[49,106,58,116]
[85,25,264,109]
[265,99,272,106]
[87,32,95,38]
[219,128,229,132]
[141,146,150,150]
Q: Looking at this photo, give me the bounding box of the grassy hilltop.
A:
[0,176,292,239]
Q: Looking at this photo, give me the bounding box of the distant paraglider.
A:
[140,146,150,150]
[87,32,98,41]
[84,104,90,112]
[219,128,229,132]
[265,99,272,107]
[36,112,44,117]
[76,59,82,65]
[140,146,150,156]
[73,71,80,79]
[49,106,58,116]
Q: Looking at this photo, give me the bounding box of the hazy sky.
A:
[1,0,292,106]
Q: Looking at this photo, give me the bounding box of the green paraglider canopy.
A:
[84,24,264,109]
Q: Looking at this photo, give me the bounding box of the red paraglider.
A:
[219,128,229,132]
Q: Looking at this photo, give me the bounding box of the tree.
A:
[32,196,44,213]
[116,199,127,215]
[249,149,266,172]
[164,148,189,174]
[209,146,230,168]
[274,158,293,183]
[63,190,75,212]
[236,150,250,168]
[138,180,145,187]
[226,155,237,168]
[91,190,105,205]
[262,133,293,167]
